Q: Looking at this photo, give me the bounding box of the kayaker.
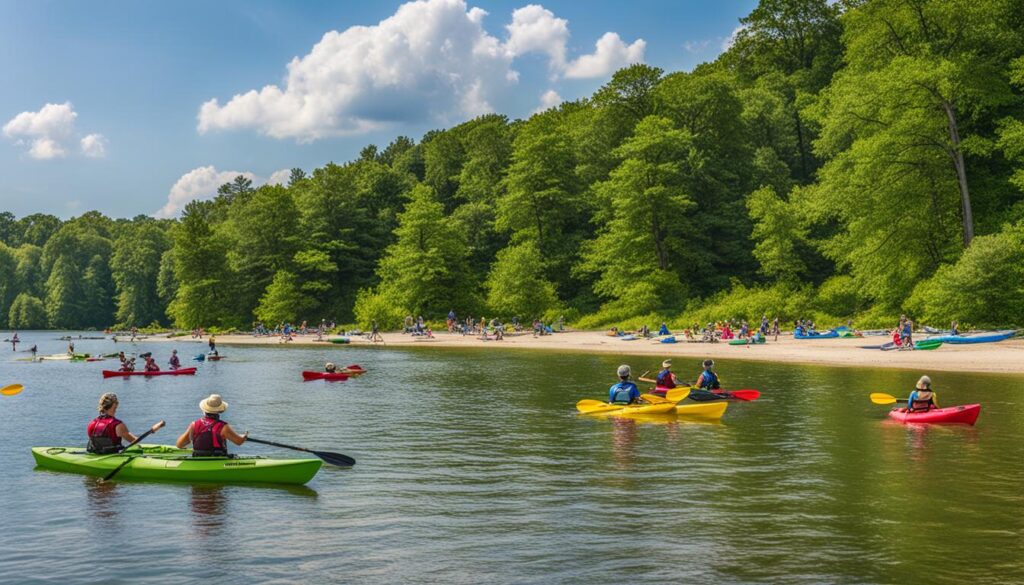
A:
[208,335,216,353]
[67,341,75,355]
[694,359,721,390]
[608,365,641,404]
[29,344,37,354]
[169,349,181,370]
[325,362,337,373]
[143,354,160,372]
[906,376,938,412]
[86,393,139,454]
[655,359,679,390]
[10,331,18,351]
[175,394,248,456]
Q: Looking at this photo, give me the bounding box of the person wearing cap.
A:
[168,349,181,370]
[608,365,641,404]
[175,394,248,457]
[906,376,938,412]
[86,393,139,454]
[694,359,721,390]
[655,359,679,390]
[325,362,337,373]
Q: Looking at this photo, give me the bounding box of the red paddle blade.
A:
[345,364,363,371]
[728,389,761,401]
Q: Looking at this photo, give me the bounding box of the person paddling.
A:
[87,393,139,454]
[168,349,181,370]
[694,359,721,390]
[325,362,337,373]
[10,331,18,351]
[176,394,248,456]
[142,353,160,372]
[608,365,641,404]
[655,359,679,392]
[905,376,938,412]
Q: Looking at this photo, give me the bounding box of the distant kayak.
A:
[329,337,350,344]
[729,337,765,346]
[102,368,197,378]
[914,339,943,350]
[794,330,839,339]
[927,330,1015,344]
[888,404,980,425]
[302,371,350,381]
[619,335,637,341]
[660,336,676,344]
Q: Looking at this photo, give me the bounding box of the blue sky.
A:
[0,0,756,219]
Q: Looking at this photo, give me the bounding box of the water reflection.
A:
[84,476,120,529]
[190,485,226,537]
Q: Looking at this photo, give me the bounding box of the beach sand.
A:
[149,330,1024,375]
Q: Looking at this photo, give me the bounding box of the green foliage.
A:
[111,223,170,326]
[486,241,558,319]
[255,270,317,324]
[8,293,47,329]
[747,185,807,280]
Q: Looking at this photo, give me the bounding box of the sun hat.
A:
[702,359,715,368]
[916,376,931,390]
[662,359,672,368]
[326,362,335,369]
[199,394,228,414]
[617,365,631,378]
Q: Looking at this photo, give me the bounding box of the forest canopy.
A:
[3,0,1024,331]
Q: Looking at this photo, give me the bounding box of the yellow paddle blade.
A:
[641,393,670,404]
[1,384,24,396]
[870,392,897,405]
[665,387,691,402]
[577,399,620,414]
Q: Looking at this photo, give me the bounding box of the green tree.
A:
[45,256,84,328]
[486,241,558,319]
[8,293,47,329]
[0,243,17,327]
[255,270,317,324]
[111,224,170,326]
[167,201,235,328]
[747,185,808,280]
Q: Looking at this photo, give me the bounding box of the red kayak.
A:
[302,371,350,381]
[102,368,197,378]
[888,404,981,425]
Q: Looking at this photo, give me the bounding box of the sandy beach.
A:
[147,330,1024,375]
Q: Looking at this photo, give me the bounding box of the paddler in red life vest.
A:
[176,394,248,456]
[168,349,181,370]
[142,353,160,372]
[86,393,139,454]
[654,359,679,395]
[905,376,938,412]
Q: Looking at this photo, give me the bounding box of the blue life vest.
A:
[655,369,676,389]
[609,381,639,404]
[697,370,720,390]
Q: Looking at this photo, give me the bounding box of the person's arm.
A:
[906,391,917,410]
[175,422,194,448]
[221,423,248,446]
[694,372,705,388]
[116,423,138,444]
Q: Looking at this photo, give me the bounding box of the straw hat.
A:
[199,394,228,413]
[617,364,631,378]
[916,376,931,390]
[662,359,672,368]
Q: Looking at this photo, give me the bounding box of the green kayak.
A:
[32,444,322,485]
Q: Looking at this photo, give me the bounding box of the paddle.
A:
[664,387,692,402]
[100,420,166,482]
[640,393,670,404]
[1,383,24,396]
[576,399,619,414]
[720,389,761,401]
[246,437,355,467]
[870,392,908,405]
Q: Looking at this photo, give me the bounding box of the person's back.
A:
[86,393,137,454]
[176,394,247,457]
[655,359,676,389]
[907,376,937,412]
[608,365,640,404]
[695,359,720,390]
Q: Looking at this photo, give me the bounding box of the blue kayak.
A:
[794,330,839,339]
[660,336,676,344]
[928,330,1015,344]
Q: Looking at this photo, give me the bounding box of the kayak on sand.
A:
[102,368,197,378]
[31,444,321,485]
[887,404,981,425]
[927,330,1015,344]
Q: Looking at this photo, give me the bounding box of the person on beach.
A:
[370,320,383,342]
[176,394,248,456]
[694,359,721,390]
[609,365,641,404]
[169,349,181,370]
[905,376,938,412]
[951,320,959,336]
[655,359,679,390]
[771,317,780,341]
[760,315,769,336]
[86,393,138,454]
[901,319,914,350]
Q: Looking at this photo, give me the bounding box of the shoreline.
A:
[145,330,1024,376]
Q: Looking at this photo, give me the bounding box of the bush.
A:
[8,293,46,329]
[352,289,408,331]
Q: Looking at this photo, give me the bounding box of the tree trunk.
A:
[942,101,973,246]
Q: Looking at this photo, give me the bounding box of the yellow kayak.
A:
[577,402,677,416]
[675,402,728,419]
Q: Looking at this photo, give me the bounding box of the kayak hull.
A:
[914,340,943,350]
[794,331,839,339]
[675,402,728,419]
[302,371,350,381]
[887,404,981,425]
[102,368,197,378]
[929,331,1015,344]
[32,445,322,485]
[729,338,765,345]
[579,402,677,416]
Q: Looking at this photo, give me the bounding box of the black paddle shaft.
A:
[100,420,165,482]
[247,437,355,467]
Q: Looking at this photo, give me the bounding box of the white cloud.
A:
[268,168,292,186]
[504,5,569,72]
[683,39,712,54]
[3,102,107,160]
[197,0,645,141]
[722,25,746,51]
[80,133,107,158]
[565,32,646,79]
[535,89,562,113]
[156,166,259,218]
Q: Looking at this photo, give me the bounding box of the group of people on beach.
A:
[87,392,246,456]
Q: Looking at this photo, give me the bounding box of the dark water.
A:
[1,332,1022,584]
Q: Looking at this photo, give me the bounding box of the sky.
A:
[0,0,757,219]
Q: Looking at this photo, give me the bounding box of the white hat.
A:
[662,359,672,368]
[199,394,228,413]
[617,364,631,378]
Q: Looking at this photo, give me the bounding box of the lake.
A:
[1,332,1022,584]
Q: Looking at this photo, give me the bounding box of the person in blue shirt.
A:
[608,365,641,404]
[906,376,938,412]
[694,359,721,390]
[655,359,678,390]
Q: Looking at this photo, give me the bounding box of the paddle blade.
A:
[870,392,898,405]
[1,384,24,396]
[640,393,670,404]
[727,389,761,401]
[664,388,691,402]
[576,399,610,413]
[313,450,356,467]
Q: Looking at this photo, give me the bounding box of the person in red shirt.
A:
[86,393,138,454]
[175,394,248,456]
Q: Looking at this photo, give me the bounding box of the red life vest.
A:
[87,415,123,454]
[192,415,228,456]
